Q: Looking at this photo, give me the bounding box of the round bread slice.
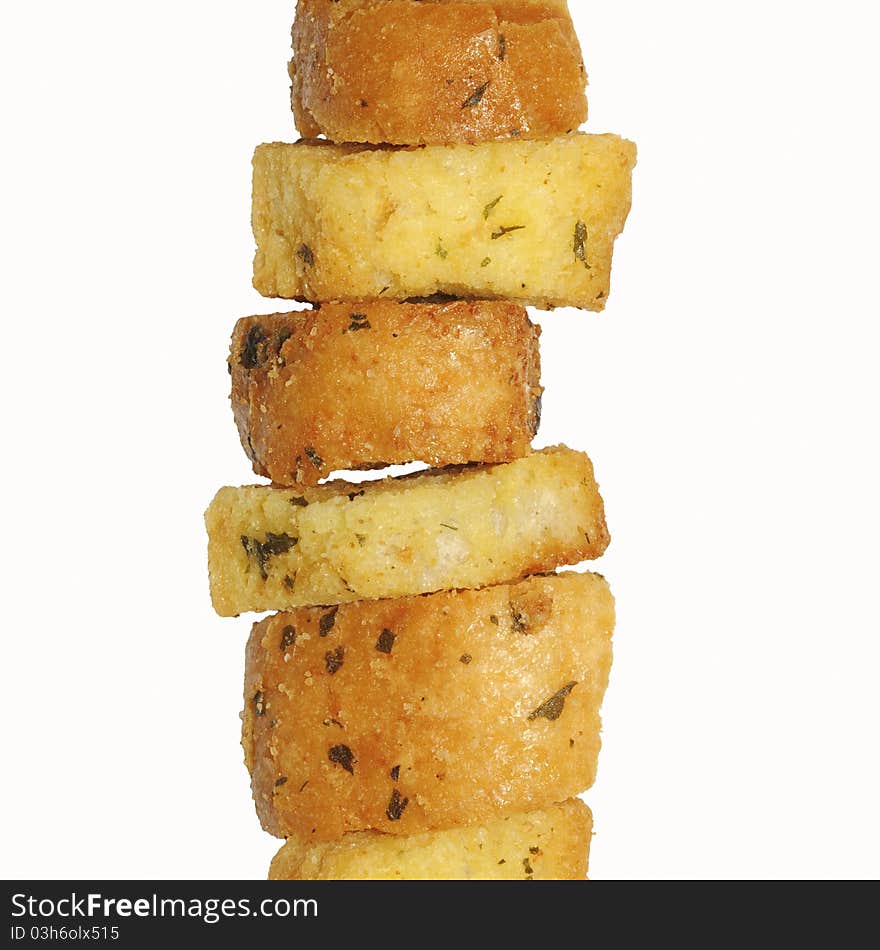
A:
[205,446,610,616]
[230,300,541,486]
[290,0,587,145]
[243,571,614,840]
[251,134,636,310]
[269,799,592,879]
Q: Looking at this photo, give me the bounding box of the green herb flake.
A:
[253,690,265,716]
[263,533,298,556]
[319,606,339,637]
[439,522,458,531]
[498,859,506,865]
[304,446,324,470]
[348,312,371,331]
[324,646,345,675]
[573,220,590,267]
[355,533,367,546]
[483,195,503,219]
[527,681,578,722]
[328,744,355,774]
[274,776,288,788]
[283,572,297,591]
[459,653,472,665]
[523,857,534,877]
[480,256,491,267]
[491,225,525,240]
[299,780,309,793]
[489,615,500,625]
[297,243,315,266]
[390,765,401,781]
[436,240,448,259]
[280,625,296,651]
[289,494,309,507]
[461,81,491,109]
[240,324,266,369]
[241,533,299,580]
[376,628,396,654]
[511,607,529,634]
[386,789,409,821]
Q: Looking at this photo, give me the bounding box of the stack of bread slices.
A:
[206,0,635,880]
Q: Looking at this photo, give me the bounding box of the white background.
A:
[1,1,878,880]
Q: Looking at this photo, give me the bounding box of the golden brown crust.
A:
[244,573,613,840]
[230,301,541,486]
[205,446,610,616]
[268,799,592,879]
[251,135,636,310]
[290,0,587,145]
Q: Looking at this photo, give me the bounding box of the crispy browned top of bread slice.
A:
[290,0,587,145]
[244,572,613,839]
[230,301,541,486]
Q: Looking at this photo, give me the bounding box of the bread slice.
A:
[205,446,609,616]
[252,134,636,309]
[290,0,587,145]
[269,799,592,879]
[230,300,541,486]
[244,572,613,839]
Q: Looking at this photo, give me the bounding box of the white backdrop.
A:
[1,1,878,880]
